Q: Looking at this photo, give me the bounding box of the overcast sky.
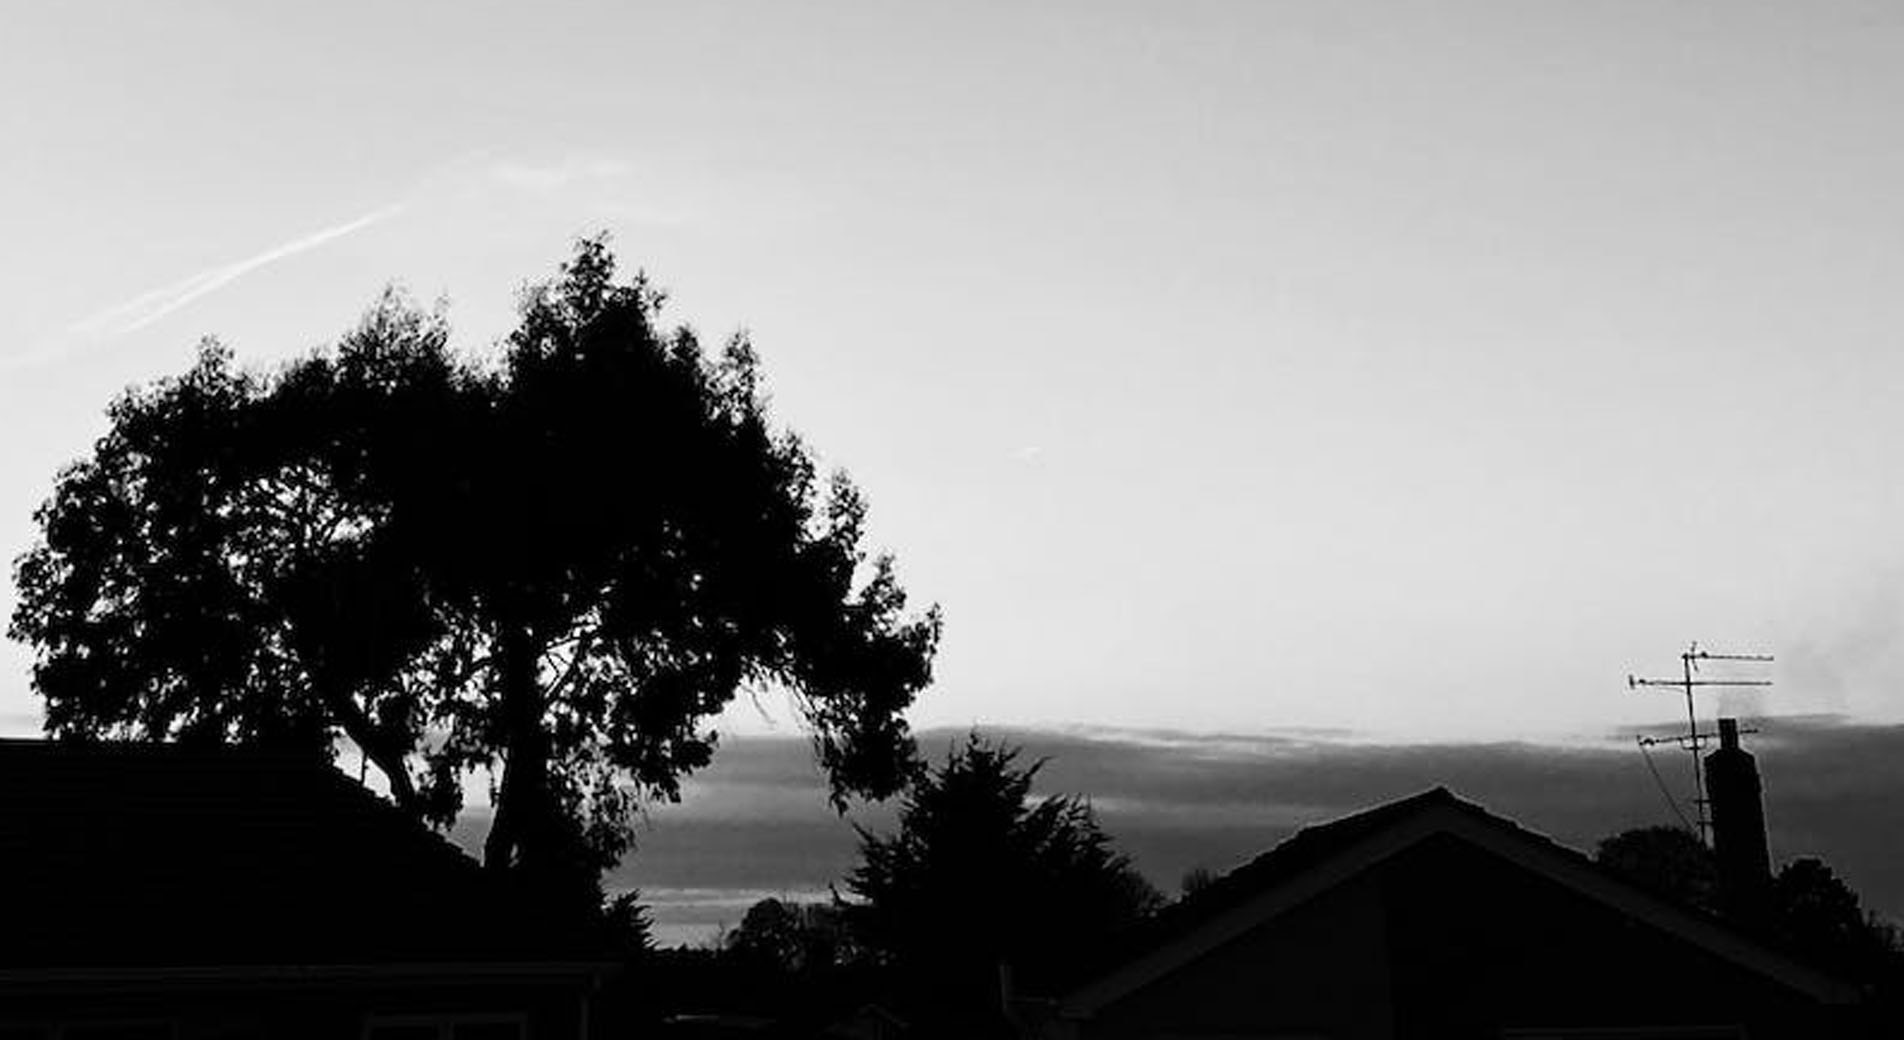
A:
[5,3,1904,748]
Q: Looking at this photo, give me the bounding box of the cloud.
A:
[17,149,687,371]
[487,156,636,194]
[67,204,404,341]
[410,150,693,227]
[610,720,1904,945]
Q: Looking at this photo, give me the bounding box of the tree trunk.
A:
[484,623,546,873]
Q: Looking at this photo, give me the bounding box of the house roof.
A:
[0,738,600,973]
[1057,787,1862,1014]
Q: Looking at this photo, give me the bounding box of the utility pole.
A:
[1628,642,1772,844]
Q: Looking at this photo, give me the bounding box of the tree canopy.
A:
[1595,824,1899,977]
[10,239,941,907]
[724,897,860,976]
[1771,856,1900,973]
[844,735,1162,1020]
[1594,825,1718,913]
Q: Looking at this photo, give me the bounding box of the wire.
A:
[1638,737,1695,833]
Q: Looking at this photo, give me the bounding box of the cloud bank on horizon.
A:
[579,719,1904,946]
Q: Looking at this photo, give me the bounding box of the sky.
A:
[5,3,1904,753]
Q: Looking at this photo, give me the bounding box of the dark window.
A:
[364,1020,523,1040]
[1500,1020,1744,1028]
[452,1026,522,1040]
[364,1028,440,1040]
[61,1026,173,1040]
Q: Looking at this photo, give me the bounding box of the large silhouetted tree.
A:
[845,735,1161,1024]
[10,239,940,908]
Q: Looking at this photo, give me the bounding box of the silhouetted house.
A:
[0,739,613,1039]
[1019,787,1865,1040]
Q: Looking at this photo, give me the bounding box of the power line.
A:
[1637,735,1695,833]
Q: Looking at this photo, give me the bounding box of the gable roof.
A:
[1059,787,1861,1015]
[0,738,599,974]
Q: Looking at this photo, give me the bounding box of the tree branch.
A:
[321,683,419,812]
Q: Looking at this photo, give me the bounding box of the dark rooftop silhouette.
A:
[1059,785,1861,1002]
[0,738,597,971]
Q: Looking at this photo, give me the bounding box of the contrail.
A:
[68,203,404,340]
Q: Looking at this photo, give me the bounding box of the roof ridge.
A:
[301,753,495,876]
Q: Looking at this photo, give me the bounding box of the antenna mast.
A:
[1627,642,1772,844]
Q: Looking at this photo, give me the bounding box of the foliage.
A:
[724,897,860,974]
[1596,826,1899,977]
[1179,865,1219,899]
[604,890,657,958]
[10,238,941,909]
[1771,857,1900,973]
[1594,825,1718,913]
[844,734,1163,1015]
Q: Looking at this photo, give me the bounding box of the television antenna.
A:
[1628,642,1772,844]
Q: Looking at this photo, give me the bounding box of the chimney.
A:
[1703,717,1771,914]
